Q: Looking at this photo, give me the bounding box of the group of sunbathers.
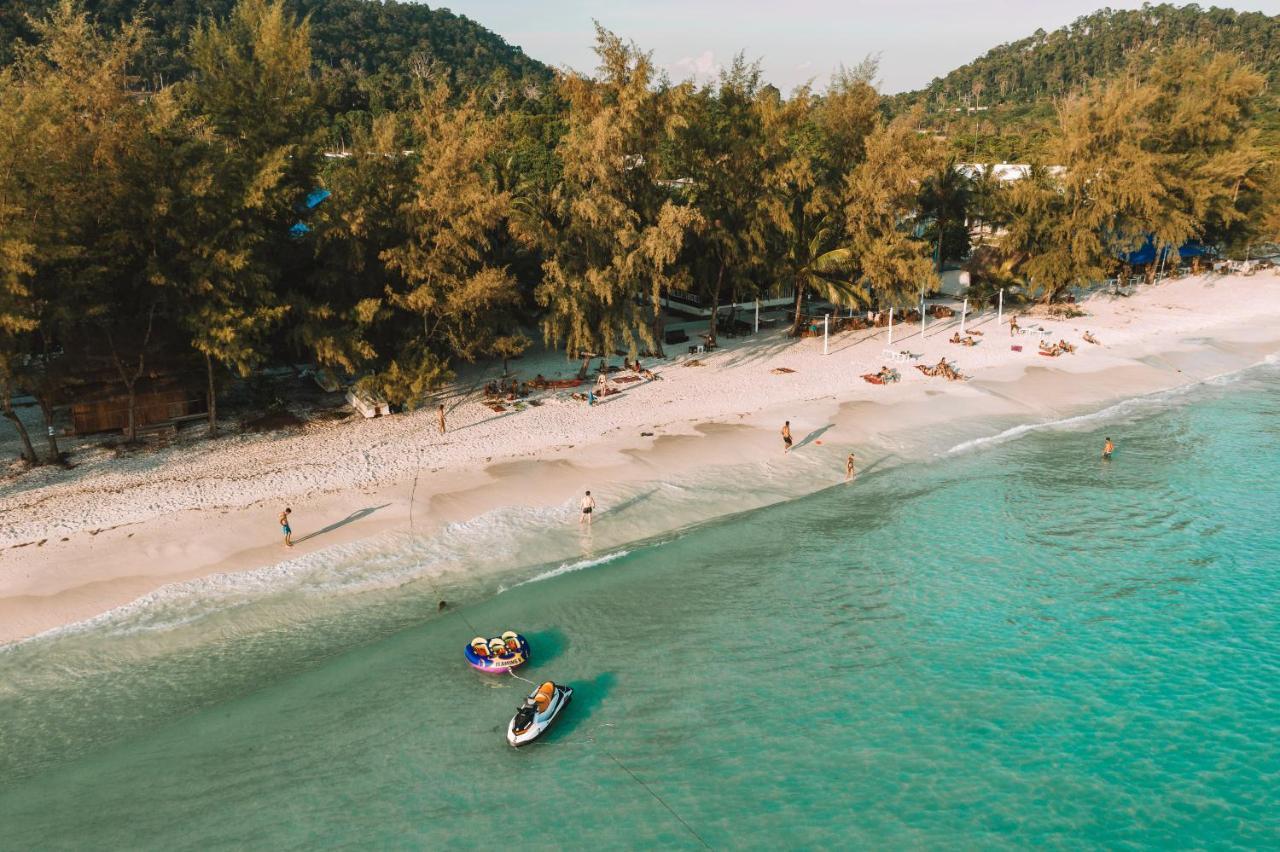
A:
[862,365,901,384]
[1039,339,1077,357]
[916,358,966,381]
[620,357,659,380]
[484,378,531,399]
[949,332,979,347]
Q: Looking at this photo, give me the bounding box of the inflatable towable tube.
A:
[465,631,530,674]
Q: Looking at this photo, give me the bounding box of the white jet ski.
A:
[507,681,573,747]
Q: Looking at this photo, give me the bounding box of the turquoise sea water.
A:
[2,363,1279,849]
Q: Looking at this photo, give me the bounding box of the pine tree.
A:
[297,111,406,377]
[534,26,701,359]
[675,55,776,346]
[0,65,40,463]
[7,1,160,452]
[178,0,318,433]
[375,83,525,407]
[760,68,882,334]
[846,110,945,307]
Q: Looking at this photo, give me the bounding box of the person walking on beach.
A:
[1103,437,1115,459]
[782,421,793,454]
[437,403,446,435]
[1009,316,1020,337]
[845,452,856,482]
[279,508,293,547]
[580,491,596,526]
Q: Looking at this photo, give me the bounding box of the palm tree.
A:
[917,160,974,272]
[969,163,1005,247]
[779,215,865,336]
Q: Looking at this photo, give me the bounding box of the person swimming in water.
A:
[1103,437,1115,459]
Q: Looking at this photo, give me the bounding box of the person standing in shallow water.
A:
[782,421,793,454]
[580,491,596,526]
[1103,437,1115,459]
[846,452,856,482]
[279,508,293,547]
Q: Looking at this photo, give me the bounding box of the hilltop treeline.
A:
[1,0,1276,466]
[0,0,550,82]
[905,4,1279,105]
[891,3,1280,160]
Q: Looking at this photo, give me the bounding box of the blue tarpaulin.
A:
[1119,238,1212,266]
[289,188,331,238]
[303,188,331,210]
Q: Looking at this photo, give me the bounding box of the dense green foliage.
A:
[888,4,1280,160]
[0,0,549,90]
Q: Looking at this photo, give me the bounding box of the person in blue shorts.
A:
[279,507,293,547]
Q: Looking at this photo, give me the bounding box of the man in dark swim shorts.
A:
[782,421,793,454]
[580,490,596,526]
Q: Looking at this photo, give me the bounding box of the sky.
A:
[430,0,1280,94]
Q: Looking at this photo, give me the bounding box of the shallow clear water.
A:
[2,364,1279,848]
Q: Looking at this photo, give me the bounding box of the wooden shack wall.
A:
[71,388,202,435]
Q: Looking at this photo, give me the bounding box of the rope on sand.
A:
[408,446,483,636]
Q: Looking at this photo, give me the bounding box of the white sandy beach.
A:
[1,270,1278,644]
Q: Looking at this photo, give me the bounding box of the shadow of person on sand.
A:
[294,504,391,544]
[793,424,833,451]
